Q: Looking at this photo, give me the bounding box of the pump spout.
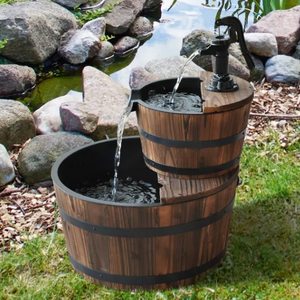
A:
[199,16,254,92]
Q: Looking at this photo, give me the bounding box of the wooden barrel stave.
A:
[54,171,237,290]
[136,101,252,178]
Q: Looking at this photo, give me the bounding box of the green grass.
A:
[1,135,300,300]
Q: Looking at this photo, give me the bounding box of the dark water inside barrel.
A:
[75,178,159,204]
[145,91,203,112]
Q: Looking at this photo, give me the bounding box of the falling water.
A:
[111,101,133,201]
[167,50,200,105]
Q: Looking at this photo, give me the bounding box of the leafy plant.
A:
[254,0,300,21]
[73,0,121,25]
[100,34,115,42]
[0,38,8,54]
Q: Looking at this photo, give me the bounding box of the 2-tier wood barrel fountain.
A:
[52,17,254,290]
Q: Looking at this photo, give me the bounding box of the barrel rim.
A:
[131,77,206,115]
[51,137,165,208]
[51,136,238,208]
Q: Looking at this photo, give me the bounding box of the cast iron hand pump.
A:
[201,16,255,92]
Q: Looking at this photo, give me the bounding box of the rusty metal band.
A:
[68,247,226,285]
[59,197,234,238]
[144,155,240,175]
[139,128,246,148]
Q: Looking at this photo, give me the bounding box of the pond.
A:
[28,0,256,109]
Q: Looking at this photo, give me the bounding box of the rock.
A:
[247,6,300,54]
[18,132,93,184]
[227,55,250,81]
[60,102,99,134]
[144,56,205,79]
[66,90,83,102]
[104,0,147,35]
[0,144,15,187]
[265,55,300,84]
[249,55,265,83]
[292,41,300,59]
[0,65,36,96]
[33,95,81,135]
[114,36,140,56]
[52,0,89,9]
[0,100,36,150]
[144,0,161,11]
[229,43,247,67]
[82,66,138,140]
[129,67,160,89]
[0,0,78,64]
[58,29,101,65]
[92,41,114,61]
[244,33,278,57]
[128,16,154,39]
[180,29,215,71]
[82,17,106,39]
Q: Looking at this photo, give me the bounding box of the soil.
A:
[0,82,299,252]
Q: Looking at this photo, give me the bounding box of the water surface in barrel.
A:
[145,92,203,112]
[75,178,159,204]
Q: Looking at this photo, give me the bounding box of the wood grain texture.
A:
[134,74,253,178]
[159,167,238,204]
[54,173,237,290]
[137,102,251,178]
[200,71,254,113]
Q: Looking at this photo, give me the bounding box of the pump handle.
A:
[215,17,255,70]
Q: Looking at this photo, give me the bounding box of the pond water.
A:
[28,0,256,109]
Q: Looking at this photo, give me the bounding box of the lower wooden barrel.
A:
[52,137,238,290]
[131,77,253,179]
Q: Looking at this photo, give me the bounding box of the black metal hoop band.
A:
[68,247,226,285]
[144,155,240,175]
[59,197,234,238]
[139,128,246,149]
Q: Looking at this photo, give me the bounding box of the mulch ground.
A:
[0,82,299,253]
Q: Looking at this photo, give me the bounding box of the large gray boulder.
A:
[250,55,265,83]
[18,132,93,184]
[0,65,36,96]
[128,16,154,39]
[33,94,81,135]
[180,29,215,71]
[144,56,205,79]
[0,0,78,64]
[265,55,300,84]
[247,6,300,54]
[82,17,106,39]
[82,66,138,140]
[114,36,139,56]
[58,29,101,65]
[0,144,15,188]
[244,33,278,57]
[0,100,36,150]
[60,102,99,134]
[227,55,250,81]
[129,67,160,89]
[92,41,114,61]
[104,0,147,35]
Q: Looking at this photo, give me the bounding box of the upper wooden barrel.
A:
[133,74,253,178]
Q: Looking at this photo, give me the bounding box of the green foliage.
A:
[1,133,300,299]
[73,0,121,25]
[254,0,300,21]
[100,34,115,42]
[0,0,27,5]
[0,38,7,54]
